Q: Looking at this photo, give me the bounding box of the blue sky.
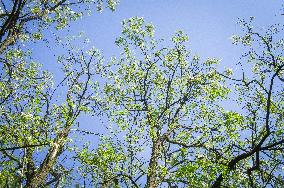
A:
[79,0,283,63]
[23,1,284,185]
[30,0,284,143]
[33,0,284,80]
[68,0,283,131]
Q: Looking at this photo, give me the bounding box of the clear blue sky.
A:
[31,0,283,136]
[79,0,283,63]
[33,0,284,78]
[73,0,283,132]
[25,1,283,184]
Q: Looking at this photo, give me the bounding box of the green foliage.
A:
[78,138,125,186]
[1,2,284,187]
[0,0,119,53]
[77,15,284,188]
[0,1,115,186]
[77,17,233,187]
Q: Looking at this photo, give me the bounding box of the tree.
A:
[211,17,284,188]
[0,0,119,112]
[1,2,284,188]
[0,42,101,187]
[0,0,118,54]
[0,0,118,187]
[78,17,230,187]
[78,17,284,187]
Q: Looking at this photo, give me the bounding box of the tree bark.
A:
[25,122,73,188]
[146,138,163,188]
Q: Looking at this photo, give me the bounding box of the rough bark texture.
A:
[26,123,73,188]
[146,138,163,188]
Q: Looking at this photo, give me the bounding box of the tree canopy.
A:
[0,1,284,188]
